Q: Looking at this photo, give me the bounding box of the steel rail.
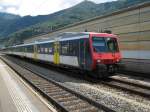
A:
[102,77,150,98]
[1,56,116,112]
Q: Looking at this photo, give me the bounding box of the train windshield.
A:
[92,37,118,52]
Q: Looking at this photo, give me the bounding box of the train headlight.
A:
[116,59,120,62]
[97,60,101,63]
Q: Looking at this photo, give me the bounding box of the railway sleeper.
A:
[53,95,73,100]
[56,96,77,102]
[43,88,63,93]
[65,102,90,111]
[61,99,82,106]
[39,86,59,91]
[72,107,99,112]
[47,91,67,96]
[52,93,71,99]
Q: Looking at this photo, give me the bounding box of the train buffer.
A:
[0,58,57,112]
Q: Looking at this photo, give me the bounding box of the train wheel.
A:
[96,69,108,79]
[94,64,109,79]
[107,65,117,74]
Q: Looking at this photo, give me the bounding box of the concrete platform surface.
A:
[0,59,57,112]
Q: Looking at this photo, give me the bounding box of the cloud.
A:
[16,0,83,16]
[0,0,115,16]
[0,0,20,13]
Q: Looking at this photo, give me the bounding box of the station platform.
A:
[0,58,57,112]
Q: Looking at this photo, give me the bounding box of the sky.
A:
[0,0,115,16]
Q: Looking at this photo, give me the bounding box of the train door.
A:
[22,47,25,57]
[24,47,27,57]
[54,41,60,64]
[79,39,86,69]
[85,39,92,70]
[33,45,38,59]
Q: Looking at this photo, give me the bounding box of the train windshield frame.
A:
[92,37,119,53]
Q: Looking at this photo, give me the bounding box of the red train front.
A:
[88,33,122,78]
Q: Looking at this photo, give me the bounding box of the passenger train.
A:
[2,32,122,78]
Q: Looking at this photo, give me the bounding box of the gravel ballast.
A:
[5,56,150,112]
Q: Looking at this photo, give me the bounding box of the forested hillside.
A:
[0,0,149,46]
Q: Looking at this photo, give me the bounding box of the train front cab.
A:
[89,33,122,78]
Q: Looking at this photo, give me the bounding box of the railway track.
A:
[102,76,150,98]
[3,55,150,99]
[0,56,116,112]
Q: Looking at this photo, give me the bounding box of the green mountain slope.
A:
[0,13,20,37]
[0,0,149,46]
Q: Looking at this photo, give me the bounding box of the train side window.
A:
[40,45,42,53]
[49,48,53,53]
[27,45,33,53]
[37,45,40,53]
[45,48,48,53]
[42,43,51,54]
[48,43,53,54]
[27,46,29,52]
[69,40,76,56]
[30,45,34,53]
[42,44,45,54]
[49,43,54,54]
[61,41,69,55]
[40,44,45,53]
[46,43,49,54]
[41,48,44,53]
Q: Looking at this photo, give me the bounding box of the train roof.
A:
[59,32,89,41]
[10,32,117,48]
[12,40,54,47]
[58,32,114,37]
[11,32,89,47]
[58,32,117,40]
